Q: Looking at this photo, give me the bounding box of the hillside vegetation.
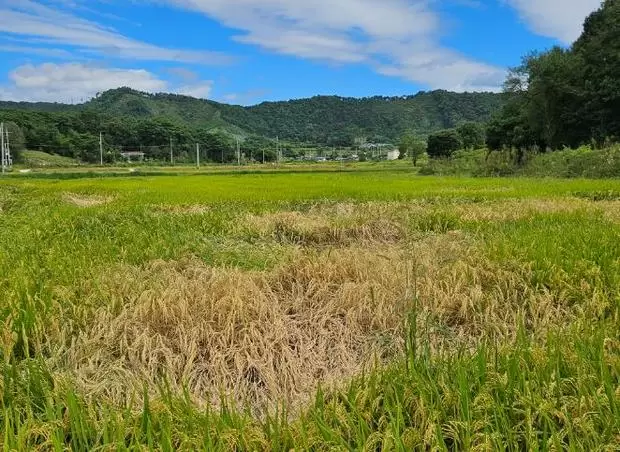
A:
[0,89,503,162]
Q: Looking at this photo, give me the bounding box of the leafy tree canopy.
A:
[427,129,463,158]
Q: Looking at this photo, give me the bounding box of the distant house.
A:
[386,150,400,161]
[359,143,398,160]
[120,151,145,162]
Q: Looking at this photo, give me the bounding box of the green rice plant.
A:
[0,172,619,450]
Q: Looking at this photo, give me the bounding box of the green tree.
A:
[487,0,620,152]
[457,122,485,149]
[573,0,620,141]
[399,134,426,166]
[427,129,462,158]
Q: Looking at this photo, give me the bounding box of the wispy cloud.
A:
[145,0,506,91]
[0,62,214,103]
[0,44,75,59]
[166,67,200,82]
[0,0,235,65]
[505,0,601,43]
[220,88,271,106]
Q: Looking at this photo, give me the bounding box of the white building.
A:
[386,150,400,161]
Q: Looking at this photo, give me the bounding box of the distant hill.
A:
[0,87,505,163]
[81,88,505,142]
[0,100,74,113]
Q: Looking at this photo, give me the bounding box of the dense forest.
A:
[484,0,620,158]
[0,89,503,163]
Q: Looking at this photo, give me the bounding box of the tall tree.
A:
[427,129,462,158]
[573,0,620,141]
[488,0,620,152]
[457,122,486,149]
[399,134,426,166]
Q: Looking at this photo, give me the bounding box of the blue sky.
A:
[0,0,602,105]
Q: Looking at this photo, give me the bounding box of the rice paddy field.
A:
[1,171,619,450]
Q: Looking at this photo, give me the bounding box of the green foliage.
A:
[490,0,620,152]
[422,145,620,178]
[398,134,426,165]
[20,150,79,168]
[0,108,237,164]
[241,135,278,162]
[573,0,620,141]
[427,129,463,158]
[456,121,485,149]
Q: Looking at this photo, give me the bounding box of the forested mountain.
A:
[238,91,503,144]
[0,87,504,162]
[83,88,503,143]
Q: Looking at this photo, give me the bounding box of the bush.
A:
[419,145,620,178]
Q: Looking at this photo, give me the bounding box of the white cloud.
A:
[148,0,506,91]
[177,81,214,98]
[219,88,270,105]
[506,0,601,43]
[167,67,200,82]
[0,62,214,103]
[0,0,235,65]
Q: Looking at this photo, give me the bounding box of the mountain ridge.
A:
[0,87,505,142]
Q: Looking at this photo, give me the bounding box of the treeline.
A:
[485,0,620,157]
[0,109,282,163]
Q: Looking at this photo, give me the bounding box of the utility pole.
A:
[99,132,103,166]
[170,137,174,165]
[0,122,4,175]
[276,136,280,165]
[236,137,240,166]
[196,143,200,169]
[1,123,11,174]
[6,127,10,168]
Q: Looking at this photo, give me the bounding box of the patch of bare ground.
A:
[60,231,576,414]
[63,192,113,207]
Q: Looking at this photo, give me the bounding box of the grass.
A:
[11,157,415,177]
[18,150,80,168]
[0,170,619,450]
